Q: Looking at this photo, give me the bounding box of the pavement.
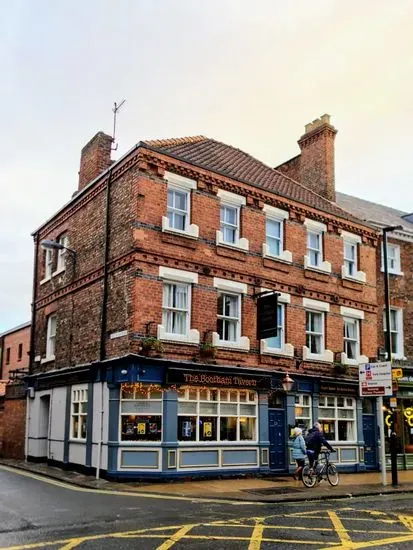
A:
[1,458,413,503]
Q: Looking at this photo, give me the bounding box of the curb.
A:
[1,460,413,504]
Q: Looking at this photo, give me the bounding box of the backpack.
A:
[305,430,317,450]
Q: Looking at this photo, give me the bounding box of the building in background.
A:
[0,321,30,458]
[336,193,413,469]
[24,115,380,479]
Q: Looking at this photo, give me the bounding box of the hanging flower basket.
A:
[140,337,164,357]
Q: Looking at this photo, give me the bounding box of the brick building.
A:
[0,321,30,458]
[26,117,379,478]
[336,193,413,468]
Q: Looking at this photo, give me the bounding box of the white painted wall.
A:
[69,442,86,464]
[91,382,109,469]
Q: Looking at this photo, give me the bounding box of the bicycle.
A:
[302,450,339,488]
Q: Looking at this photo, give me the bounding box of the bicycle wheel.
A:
[327,464,339,486]
[302,465,316,488]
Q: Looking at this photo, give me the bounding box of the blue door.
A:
[363,414,378,469]
[268,409,287,471]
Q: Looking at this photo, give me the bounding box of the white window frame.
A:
[70,386,88,441]
[43,314,56,362]
[302,298,333,362]
[119,383,163,443]
[341,231,366,283]
[318,395,357,443]
[260,290,294,357]
[383,307,405,359]
[157,267,200,343]
[162,172,199,239]
[212,278,250,350]
[41,249,53,283]
[303,219,331,273]
[216,190,249,251]
[177,387,257,444]
[339,306,368,365]
[381,243,403,276]
[262,205,292,263]
[162,282,191,338]
[295,394,313,432]
[54,234,68,274]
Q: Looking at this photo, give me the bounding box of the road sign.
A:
[359,362,392,397]
[392,368,403,380]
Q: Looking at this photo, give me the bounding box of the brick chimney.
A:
[78,132,113,191]
[297,114,337,202]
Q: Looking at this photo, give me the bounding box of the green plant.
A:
[199,343,216,357]
[333,362,347,374]
[140,337,164,355]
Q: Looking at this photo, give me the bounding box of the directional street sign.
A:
[359,361,392,397]
[392,368,403,380]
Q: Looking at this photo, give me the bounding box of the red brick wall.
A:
[32,146,378,381]
[78,132,112,191]
[1,385,26,459]
[1,326,30,380]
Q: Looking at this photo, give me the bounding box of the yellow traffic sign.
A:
[392,368,403,379]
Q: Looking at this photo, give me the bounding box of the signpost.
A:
[359,362,392,486]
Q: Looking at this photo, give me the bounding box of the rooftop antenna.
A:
[112,99,126,151]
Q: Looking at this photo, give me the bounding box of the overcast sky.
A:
[1,0,413,332]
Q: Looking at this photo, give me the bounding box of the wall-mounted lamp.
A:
[281,374,295,392]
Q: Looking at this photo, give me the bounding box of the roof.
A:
[144,136,369,226]
[336,192,413,235]
[0,321,31,339]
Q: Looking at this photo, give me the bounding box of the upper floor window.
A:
[44,249,53,280]
[303,298,333,363]
[343,317,360,360]
[56,234,68,272]
[216,190,249,251]
[265,303,283,350]
[45,314,56,360]
[303,219,331,273]
[212,278,250,350]
[382,243,402,275]
[5,347,10,365]
[162,172,198,238]
[260,291,294,357]
[71,387,88,440]
[262,205,292,263]
[384,308,404,359]
[18,343,23,362]
[157,267,199,344]
[341,231,366,283]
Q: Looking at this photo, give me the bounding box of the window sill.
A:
[157,325,200,344]
[40,277,51,286]
[216,231,249,252]
[304,256,332,274]
[212,332,250,351]
[260,341,294,357]
[177,441,258,446]
[340,352,369,366]
[302,347,333,363]
[341,266,366,283]
[40,356,55,364]
[52,267,66,277]
[69,439,87,443]
[162,217,199,239]
[380,267,404,277]
[262,244,292,263]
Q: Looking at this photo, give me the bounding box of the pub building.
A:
[26,354,366,479]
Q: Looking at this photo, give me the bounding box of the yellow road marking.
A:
[0,465,262,506]
[156,524,196,550]
[248,518,264,550]
[328,511,352,547]
[59,541,83,549]
[323,532,413,549]
[399,515,413,532]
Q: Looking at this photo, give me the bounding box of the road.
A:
[1,465,413,549]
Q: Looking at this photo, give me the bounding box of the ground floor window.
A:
[295,394,312,432]
[71,386,88,440]
[318,395,356,442]
[383,398,413,454]
[177,387,257,442]
[120,383,163,441]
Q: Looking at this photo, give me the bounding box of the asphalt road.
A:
[1,466,413,549]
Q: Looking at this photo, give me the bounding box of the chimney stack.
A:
[297,114,337,202]
[78,132,113,191]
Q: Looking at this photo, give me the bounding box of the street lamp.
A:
[281,373,294,392]
[382,225,402,487]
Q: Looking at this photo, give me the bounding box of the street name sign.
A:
[359,361,392,397]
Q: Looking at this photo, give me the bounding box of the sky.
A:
[1,0,413,332]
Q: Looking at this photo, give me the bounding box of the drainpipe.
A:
[96,169,113,479]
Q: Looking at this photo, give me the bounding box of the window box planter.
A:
[140,337,164,358]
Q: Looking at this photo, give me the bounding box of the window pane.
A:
[239,404,256,415]
[199,402,218,415]
[240,417,255,440]
[121,415,162,441]
[121,401,162,414]
[220,417,237,441]
[174,191,187,211]
[308,232,320,249]
[178,416,196,441]
[220,403,238,415]
[266,219,281,238]
[178,402,197,414]
[199,417,217,441]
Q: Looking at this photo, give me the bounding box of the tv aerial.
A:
[112,99,126,151]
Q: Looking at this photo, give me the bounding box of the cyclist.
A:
[305,422,335,471]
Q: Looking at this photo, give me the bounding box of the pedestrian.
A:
[305,422,335,471]
[291,427,306,480]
